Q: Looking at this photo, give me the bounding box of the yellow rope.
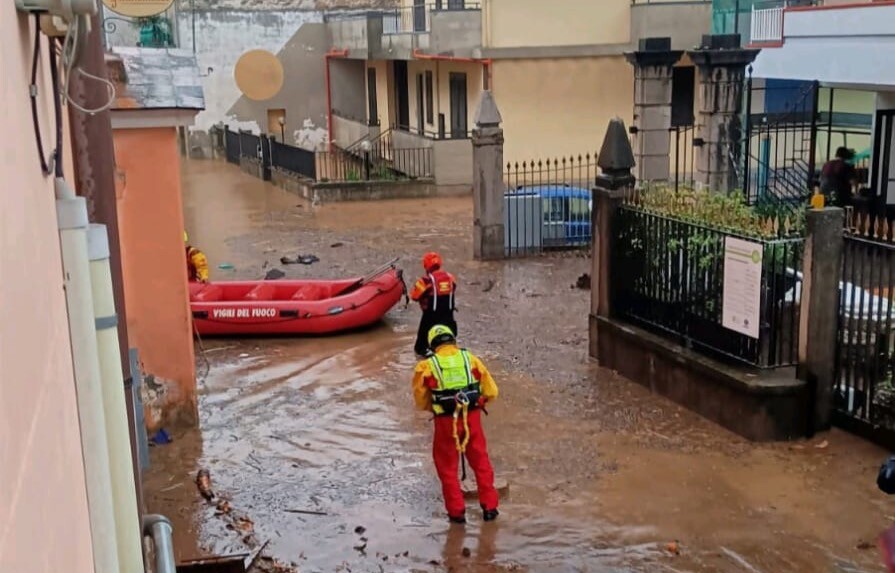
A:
[452,402,470,453]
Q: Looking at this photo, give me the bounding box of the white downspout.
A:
[55,178,121,573]
[88,224,144,573]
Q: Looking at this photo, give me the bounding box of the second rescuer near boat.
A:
[412,324,500,524]
[184,231,209,283]
[410,251,458,356]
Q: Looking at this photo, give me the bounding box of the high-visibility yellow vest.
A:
[429,350,480,415]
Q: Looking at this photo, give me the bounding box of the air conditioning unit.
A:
[15,0,96,21]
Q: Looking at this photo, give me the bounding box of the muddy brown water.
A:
[147,160,892,572]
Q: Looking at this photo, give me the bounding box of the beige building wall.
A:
[406,59,484,137]
[0,10,95,573]
[492,56,634,165]
[484,0,630,48]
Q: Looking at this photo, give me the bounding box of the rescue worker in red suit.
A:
[410,252,457,356]
[412,325,499,524]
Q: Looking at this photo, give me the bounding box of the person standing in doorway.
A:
[410,252,457,356]
[820,146,859,208]
[412,325,500,524]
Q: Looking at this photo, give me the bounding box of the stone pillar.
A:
[687,35,759,192]
[472,91,505,260]
[625,38,682,183]
[589,118,637,360]
[797,207,845,433]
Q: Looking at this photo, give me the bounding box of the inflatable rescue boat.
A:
[189,261,405,336]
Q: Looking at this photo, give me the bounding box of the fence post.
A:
[472,91,505,261]
[260,134,272,181]
[688,35,758,192]
[797,207,844,433]
[624,37,682,184]
[589,118,637,360]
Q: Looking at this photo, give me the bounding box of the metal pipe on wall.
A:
[88,224,144,573]
[143,515,176,573]
[56,178,121,573]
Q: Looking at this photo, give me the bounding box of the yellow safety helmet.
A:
[184,231,189,243]
[427,324,455,349]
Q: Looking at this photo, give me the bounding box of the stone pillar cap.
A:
[474,90,502,127]
[598,118,636,172]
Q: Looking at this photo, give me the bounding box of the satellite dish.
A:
[234,49,284,102]
[102,0,174,18]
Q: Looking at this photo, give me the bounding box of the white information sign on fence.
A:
[722,236,763,339]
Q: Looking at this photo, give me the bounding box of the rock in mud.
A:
[574,273,591,290]
[264,269,286,280]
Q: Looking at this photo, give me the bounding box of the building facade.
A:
[325,0,713,167]
[745,0,895,210]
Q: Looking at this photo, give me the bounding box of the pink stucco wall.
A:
[0,9,95,573]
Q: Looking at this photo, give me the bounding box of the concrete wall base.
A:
[271,168,470,203]
[592,314,810,442]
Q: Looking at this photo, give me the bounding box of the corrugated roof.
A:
[108,47,205,111]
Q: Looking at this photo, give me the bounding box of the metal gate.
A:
[834,220,895,447]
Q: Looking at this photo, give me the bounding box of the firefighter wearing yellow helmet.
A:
[411,324,499,524]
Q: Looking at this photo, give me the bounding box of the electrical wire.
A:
[49,34,64,178]
[30,14,53,176]
[60,16,117,116]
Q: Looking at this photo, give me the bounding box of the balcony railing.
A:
[750,0,824,44]
[327,2,480,35]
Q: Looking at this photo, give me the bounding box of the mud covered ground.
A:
[144,160,892,573]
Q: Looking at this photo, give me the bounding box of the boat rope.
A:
[191,318,211,384]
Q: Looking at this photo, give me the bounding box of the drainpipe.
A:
[88,224,144,573]
[411,49,493,90]
[56,178,121,573]
[325,48,350,152]
[143,515,176,573]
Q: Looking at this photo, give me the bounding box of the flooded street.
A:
[148,159,892,572]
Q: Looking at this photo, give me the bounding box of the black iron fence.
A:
[224,128,240,164]
[835,212,895,443]
[270,139,316,180]
[238,130,261,161]
[503,154,598,257]
[612,199,804,368]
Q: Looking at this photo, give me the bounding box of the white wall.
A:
[752,4,895,89]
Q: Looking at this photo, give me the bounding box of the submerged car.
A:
[503,185,592,251]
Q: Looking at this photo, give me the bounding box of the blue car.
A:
[504,185,592,250]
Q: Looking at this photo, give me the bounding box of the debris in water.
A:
[331,242,344,248]
[264,269,286,281]
[575,273,591,290]
[856,539,874,550]
[461,547,471,558]
[354,526,366,535]
[482,279,495,293]
[244,540,270,570]
[353,542,367,555]
[280,254,320,265]
[235,516,254,532]
[284,508,327,516]
[664,541,680,555]
[215,499,232,515]
[218,263,235,270]
[196,469,215,501]
[149,429,172,446]
[815,440,829,449]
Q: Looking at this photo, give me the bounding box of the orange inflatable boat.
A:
[189,262,405,336]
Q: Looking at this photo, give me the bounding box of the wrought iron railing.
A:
[613,198,804,368]
[835,212,895,443]
[503,154,599,257]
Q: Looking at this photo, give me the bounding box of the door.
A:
[394,60,410,130]
[872,110,895,204]
[367,68,378,126]
[449,72,467,139]
[671,66,695,128]
[416,74,425,134]
[413,0,426,32]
